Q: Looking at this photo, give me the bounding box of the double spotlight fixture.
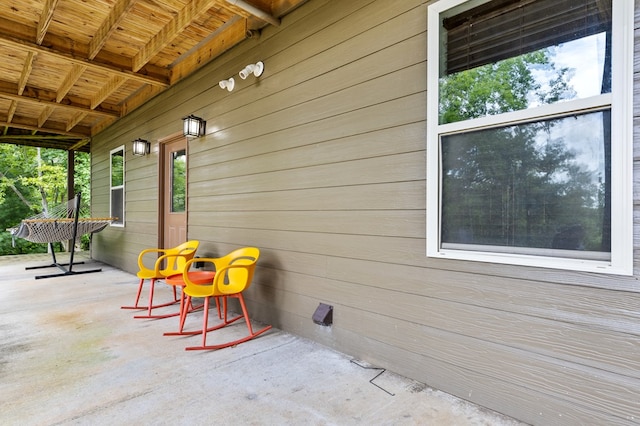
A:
[133,61,266,149]
[218,61,264,92]
[182,61,264,138]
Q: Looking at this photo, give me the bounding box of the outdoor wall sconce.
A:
[183,114,206,138]
[239,61,264,79]
[132,138,150,156]
[218,77,235,92]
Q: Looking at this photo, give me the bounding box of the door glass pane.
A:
[171,149,186,213]
[440,110,610,259]
[111,149,124,187]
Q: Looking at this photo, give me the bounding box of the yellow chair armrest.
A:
[137,248,167,270]
[211,263,254,295]
[154,251,196,275]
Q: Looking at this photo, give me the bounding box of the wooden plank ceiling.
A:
[0,0,305,153]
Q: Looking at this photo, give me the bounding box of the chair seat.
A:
[165,271,215,287]
[136,269,160,280]
[183,283,216,299]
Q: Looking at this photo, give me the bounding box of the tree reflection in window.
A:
[441,112,609,258]
[171,149,186,213]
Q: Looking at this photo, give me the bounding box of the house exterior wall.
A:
[91,0,640,423]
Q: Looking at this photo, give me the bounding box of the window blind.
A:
[442,0,611,75]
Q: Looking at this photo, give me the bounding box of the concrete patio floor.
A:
[0,252,526,426]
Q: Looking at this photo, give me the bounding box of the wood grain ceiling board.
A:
[47,1,112,43]
[0,47,29,84]
[0,2,42,27]
[25,54,73,92]
[0,0,306,151]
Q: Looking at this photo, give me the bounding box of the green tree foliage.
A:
[0,182,46,255]
[0,145,91,255]
[20,148,68,212]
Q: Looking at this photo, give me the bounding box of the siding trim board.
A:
[91,0,640,423]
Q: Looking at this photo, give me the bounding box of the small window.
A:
[110,145,124,226]
[427,0,633,274]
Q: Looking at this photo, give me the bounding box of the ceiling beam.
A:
[0,16,170,83]
[37,0,60,45]
[91,76,126,109]
[88,116,119,137]
[7,100,17,122]
[89,0,137,60]
[0,33,169,88]
[133,0,223,72]
[0,135,90,152]
[38,106,54,128]
[68,138,90,151]
[170,17,247,84]
[0,119,89,137]
[56,64,87,103]
[0,80,119,118]
[0,134,85,141]
[66,111,88,132]
[18,52,36,95]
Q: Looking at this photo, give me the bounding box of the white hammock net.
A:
[8,195,114,244]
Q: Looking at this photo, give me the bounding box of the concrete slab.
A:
[0,253,526,425]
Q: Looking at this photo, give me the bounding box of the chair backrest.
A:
[220,249,259,294]
[184,247,259,296]
[223,246,259,264]
[161,240,199,275]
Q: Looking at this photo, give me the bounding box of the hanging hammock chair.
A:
[8,193,115,279]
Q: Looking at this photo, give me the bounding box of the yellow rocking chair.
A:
[121,240,200,319]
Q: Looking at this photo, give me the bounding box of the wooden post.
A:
[67,149,75,252]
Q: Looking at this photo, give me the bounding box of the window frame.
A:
[109,145,125,227]
[426,0,634,275]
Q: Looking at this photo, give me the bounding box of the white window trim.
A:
[426,0,634,275]
[109,145,125,227]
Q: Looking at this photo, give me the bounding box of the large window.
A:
[427,0,633,274]
[110,145,124,226]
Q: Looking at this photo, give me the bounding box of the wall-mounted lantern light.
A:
[132,138,150,156]
[182,114,206,138]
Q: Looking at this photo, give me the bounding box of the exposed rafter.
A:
[36,0,60,45]
[0,34,169,87]
[0,0,304,151]
[91,76,126,110]
[0,81,119,118]
[38,106,55,128]
[18,52,36,95]
[7,101,17,123]
[133,0,224,72]
[56,64,87,103]
[0,119,89,138]
[88,0,137,60]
